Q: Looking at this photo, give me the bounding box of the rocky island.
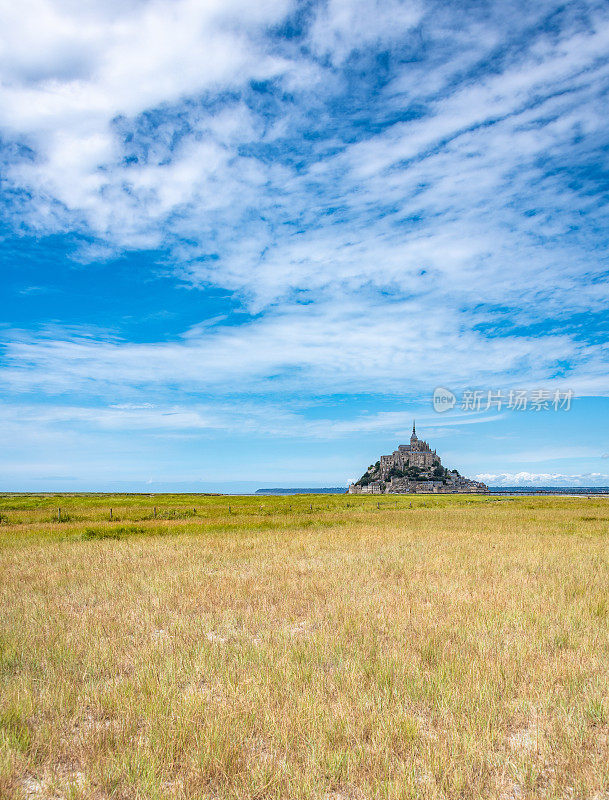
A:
[349,423,489,494]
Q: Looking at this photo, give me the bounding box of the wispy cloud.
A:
[0,401,506,441]
[1,0,609,484]
[3,297,605,399]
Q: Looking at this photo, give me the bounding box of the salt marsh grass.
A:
[1,493,608,799]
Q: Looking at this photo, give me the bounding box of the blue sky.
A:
[1,0,609,491]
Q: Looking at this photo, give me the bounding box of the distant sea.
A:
[255,488,347,495]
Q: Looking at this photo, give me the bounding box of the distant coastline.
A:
[255,487,347,495]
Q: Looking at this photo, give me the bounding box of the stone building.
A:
[348,422,489,495]
[379,423,439,477]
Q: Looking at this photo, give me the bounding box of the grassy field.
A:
[1,493,608,799]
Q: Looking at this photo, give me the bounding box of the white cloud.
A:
[477,471,609,487]
[308,0,423,63]
[0,399,505,445]
[3,295,600,399]
[0,0,295,251]
[0,0,292,129]
[1,0,609,414]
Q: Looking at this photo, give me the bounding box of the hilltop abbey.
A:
[380,424,438,471]
[349,423,488,495]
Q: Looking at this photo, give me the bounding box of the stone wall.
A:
[380,447,437,476]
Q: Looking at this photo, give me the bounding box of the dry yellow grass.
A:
[1,493,608,799]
